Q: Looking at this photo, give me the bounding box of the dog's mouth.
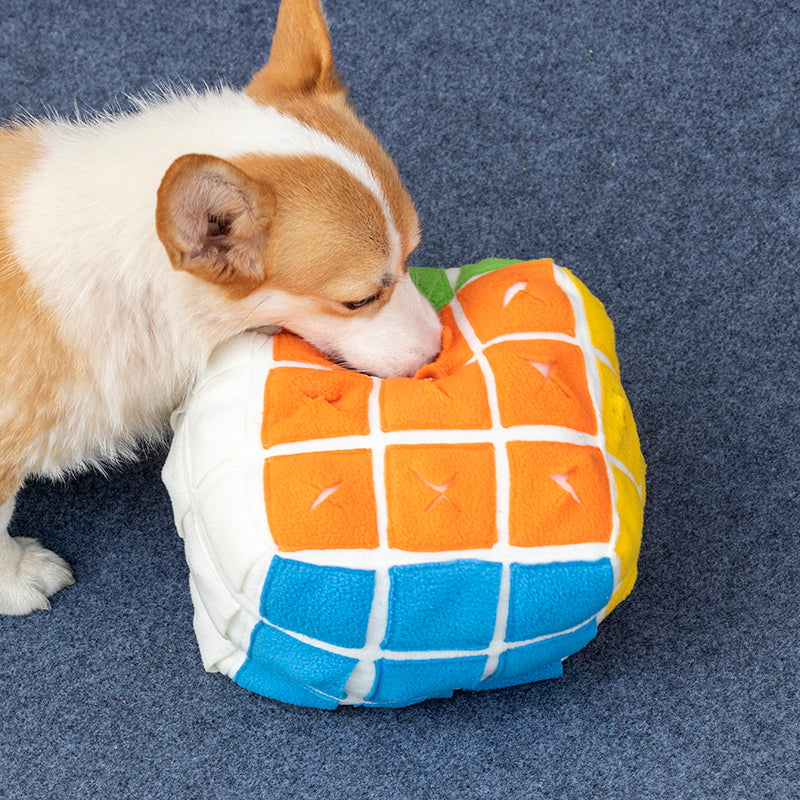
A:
[251,324,284,336]
[315,347,378,377]
[248,324,442,380]
[320,345,438,379]
[321,329,445,378]
[247,328,362,374]
[330,355,367,374]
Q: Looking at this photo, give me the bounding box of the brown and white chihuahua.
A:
[0,0,442,614]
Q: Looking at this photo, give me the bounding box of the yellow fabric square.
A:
[564,269,619,373]
[605,468,645,615]
[599,363,646,486]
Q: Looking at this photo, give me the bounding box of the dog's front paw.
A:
[0,537,75,615]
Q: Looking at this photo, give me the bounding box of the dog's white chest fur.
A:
[10,90,403,474]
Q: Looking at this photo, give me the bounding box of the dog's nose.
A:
[417,345,443,373]
[424,350,442,370]
[395,339,443,378]
[426,340,443,365]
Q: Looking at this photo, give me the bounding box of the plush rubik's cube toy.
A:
[163,259,645,708]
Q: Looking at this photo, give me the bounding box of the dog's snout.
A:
[403,331,443,377]
[286,276,444,380]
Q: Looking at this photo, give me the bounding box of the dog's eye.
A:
[342,293,380,311]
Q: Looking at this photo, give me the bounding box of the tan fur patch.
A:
[246,0,343,98]
[246,94,421,257]
[230,152,394,304]
[241,0,420,308]
[0,127,84,502]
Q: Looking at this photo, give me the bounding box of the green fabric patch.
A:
[455,259,524,290]
[409,267,455,311]
[410,260,529,309]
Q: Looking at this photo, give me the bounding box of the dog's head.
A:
[155,0,442,378]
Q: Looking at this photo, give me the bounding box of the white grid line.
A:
[446,290,511,681]
[278,542,612,570]
[262,425,601,458]
[609,454,645,500]
[254,611,600,664]
[553,268,623,595]
[343,378,392,703]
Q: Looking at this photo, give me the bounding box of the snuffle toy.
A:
[162,259,645,708]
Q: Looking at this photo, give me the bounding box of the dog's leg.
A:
[0,480,74,615]
[0,260,80,614]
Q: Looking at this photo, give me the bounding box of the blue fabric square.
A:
[244,622,359,702]
[235,659,339,710]
[367,656,488,706]
[477,661,563,692]
[382,560,502,651]
[479,619,598,691]
[260,557,374,648]
[506,559,614,641]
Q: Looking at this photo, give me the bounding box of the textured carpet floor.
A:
[2,1,798,797]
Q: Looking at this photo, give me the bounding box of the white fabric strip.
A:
[278,541,611,570]
[261,426,601,458]
[553,268,623,592]
[445,292,510,681]
[250,608,600,666]
[343,378,392,703]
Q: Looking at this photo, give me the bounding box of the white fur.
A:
[1,86,441,615]
[15,88,405,312]
[11,88,439,478]
[0,496,74,614]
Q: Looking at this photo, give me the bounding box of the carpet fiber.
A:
[2,1,798,797]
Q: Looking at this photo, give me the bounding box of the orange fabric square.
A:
[272,331,337,367]
[457,260,575,343]
[414,305,474,380]
[264,450,379,551]
[380,362,492,432]
[507,442,612,546]
[486,340,597,433]
[262,367,372,447]
[379,304,489,432]
[385,444,497,551]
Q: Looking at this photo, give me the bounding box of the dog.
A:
[0,0,442,615]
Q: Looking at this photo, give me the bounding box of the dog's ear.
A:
[246,0,344,100]
[156,154,276,290]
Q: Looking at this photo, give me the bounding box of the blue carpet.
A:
[2,1,798,797]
